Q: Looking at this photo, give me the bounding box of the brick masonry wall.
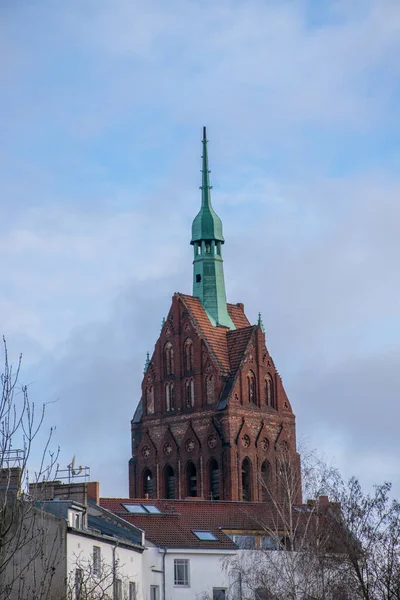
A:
[129,295,301,503]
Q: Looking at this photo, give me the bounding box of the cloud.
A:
[1,0,400,497]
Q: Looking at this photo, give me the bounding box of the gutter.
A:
[162,547,166,600]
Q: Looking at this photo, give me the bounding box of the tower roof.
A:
[191,127,224,244]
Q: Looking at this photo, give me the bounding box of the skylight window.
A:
[122,504,161,515]
[193,530,218,541]
[145,504,161,514]
[122,504,148,514]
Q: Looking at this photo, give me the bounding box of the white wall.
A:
[163,548,237,600]
[67,531,144,599]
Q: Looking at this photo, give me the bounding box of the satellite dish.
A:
[70,456,83,476]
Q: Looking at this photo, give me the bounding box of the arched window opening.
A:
[184,339,194,373]
[146,386,154,415]
[164,342,174,377]
[165,383,174,412]
[185,378,194,408]
[265,375,275,408]
[143,469,153,499]
[261,460,271,502]
[164,465,175,499]
[280,461,292,504]
[247,370,257,404]
[186,462,197,497]
[206,375,215,405]
[209,459,219,500]
[242,458,252,501]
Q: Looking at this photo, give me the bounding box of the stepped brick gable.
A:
[129,128,301,503]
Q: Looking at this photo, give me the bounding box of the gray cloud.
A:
[1,0,400,498]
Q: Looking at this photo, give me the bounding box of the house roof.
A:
[99,498,283,550]
[178,294,252,377]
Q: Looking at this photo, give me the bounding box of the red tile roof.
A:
[99,498,283,549]
[178,294,253,378]
[227,326,255,376]
[227,303,251,329]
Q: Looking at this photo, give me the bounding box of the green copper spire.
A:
[257,312,266,334]
[191,127,224,244]
[191,127,235,330]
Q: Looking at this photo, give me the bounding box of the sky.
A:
[1,0,400,497]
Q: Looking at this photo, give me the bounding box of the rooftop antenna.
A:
[56,457,89,484]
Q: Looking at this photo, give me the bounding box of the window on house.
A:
[247,370,257,404]
[165,382,175,412]
[129,582,137,600]
[122,503,161,514]
[184,338,193,373]
[150,585,160,600]
[74,568,83,600]
[261,460,271,502]
[209,458,219,500]
[242,458,252,501]
[74,512,82,529]
[146,385,154,415]
[228,533,257,549]
[265,375,274,408]
[185,378,194,407]
[93,546,101,577]
[115,579,122,600]
[143,469,154,498]
[186,461,197,497]
[193,530,218,541]
[174,559,190,586]
[213,589,227,600]
[164,465,175,499]
[164,342,174,376]
[260,535,282,550]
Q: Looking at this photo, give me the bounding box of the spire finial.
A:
[143,351,150,373]
[257,312,266,334]
[200,125,212,207]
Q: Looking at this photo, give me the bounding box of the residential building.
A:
[1,474,145,600]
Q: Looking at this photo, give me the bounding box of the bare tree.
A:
[0,338,61,600]
[330,477,400,600]
[222,447,354,600]
[67,551,137,600]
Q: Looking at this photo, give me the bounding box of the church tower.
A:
[129,128,301,504]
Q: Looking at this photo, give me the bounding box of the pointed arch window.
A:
[261,460,271,502]
[164,342,174,377]
[184,338,194,374]
[247,370,257,404]
[185,378,194,408]
[165,383,175,412]
[146,386,154,415]
[206,374,215,405]
[143,469,153,499]
[164,465,175,499]
[264,375,275,408]
[186,462,197,497]
[280,460,293,504]
[209,458,219,500]
[242,458,252,501]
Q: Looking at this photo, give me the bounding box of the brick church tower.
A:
[129,128,301,503]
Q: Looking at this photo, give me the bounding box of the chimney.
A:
[318,495,329,508]
[87,481,100,504]
[29,481,88,505]
[0,467,22,504]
